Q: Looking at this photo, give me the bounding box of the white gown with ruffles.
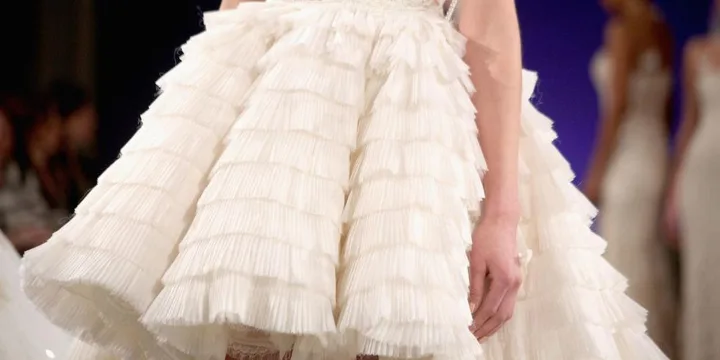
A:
[680,52,720,360]
[20,0,668,359]
[590,50,677,356]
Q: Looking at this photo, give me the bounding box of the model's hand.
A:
[468,215,521,341]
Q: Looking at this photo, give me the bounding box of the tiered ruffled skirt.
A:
[21,1,668,360]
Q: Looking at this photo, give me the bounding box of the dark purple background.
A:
[517,0,711,183]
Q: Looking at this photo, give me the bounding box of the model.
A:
[21,0,667,359]
[587,0,677,355]
[667,6,720,358]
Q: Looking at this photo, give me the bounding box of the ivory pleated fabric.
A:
[21,0,668,359]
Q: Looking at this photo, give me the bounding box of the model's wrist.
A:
[482,195,520,221]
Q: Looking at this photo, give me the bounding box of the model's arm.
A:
[584,21,633,204]
[459,0,522,341]
[460,0,521,220]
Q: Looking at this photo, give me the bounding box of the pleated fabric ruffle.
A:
[20,1,666,360]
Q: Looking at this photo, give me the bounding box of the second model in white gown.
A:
[590,50,677,354]
[0,232,73,360]
[680,52,720,360]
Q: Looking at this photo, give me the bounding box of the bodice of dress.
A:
[276,0,453,14]
[591,50,671,121]
[590,50,671,155]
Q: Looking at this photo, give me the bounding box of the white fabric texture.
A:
[21,1,666,359]
[590,50,678,356]
[679,54,720,360]
[0,232,73,360]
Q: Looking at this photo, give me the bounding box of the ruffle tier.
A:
[20,1,666,360]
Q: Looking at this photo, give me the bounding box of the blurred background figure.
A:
[0,95,56,252]
[585,0,677,355]
[43,80,99,210]
[667,1,720,357]
[0,81,98,253]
